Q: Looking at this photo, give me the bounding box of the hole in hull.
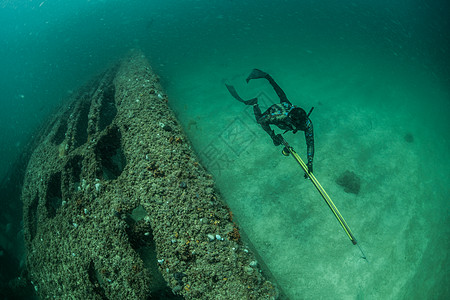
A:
[95,128,126,180]
[52,120,67,145]
[73,98,91,148]
[98,85,117,132]
[45,172,63,218]
[88,260,108,300]
[66,155,83,192]
[27,195,39,241]
[123,210,179,298]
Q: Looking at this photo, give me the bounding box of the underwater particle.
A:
[404,133,414,143]
[336,170,361,194]
[94,179,101,191]
[249,260,258,267]
[58,142,68,157]
[244,266,253,275]
[179,181,187,189]
[215,234,223,241]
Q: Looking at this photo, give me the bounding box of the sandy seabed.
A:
[165,51,449,299]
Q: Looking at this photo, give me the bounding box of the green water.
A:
[167,48,449,299]
[1,0,448,298]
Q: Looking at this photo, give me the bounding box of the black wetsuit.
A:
[226,69,315,173]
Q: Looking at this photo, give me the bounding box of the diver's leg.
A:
[246,69,291,105]
[225,84,257,105]
[253,104,263,121]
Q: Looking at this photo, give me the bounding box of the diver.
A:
[225,69,315,175]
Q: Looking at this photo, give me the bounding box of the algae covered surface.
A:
[21,51,278,299]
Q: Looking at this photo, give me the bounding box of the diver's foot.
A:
[246,69,268,83]
[225,84,258,105]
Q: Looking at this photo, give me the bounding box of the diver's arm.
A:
[260,123,282,146]
[304,119,314,173]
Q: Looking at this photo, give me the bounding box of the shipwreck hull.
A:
[21,51,278,299]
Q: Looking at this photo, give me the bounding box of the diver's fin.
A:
[246,68,291,105]
[246,68,268,83]
[225,84,257,105]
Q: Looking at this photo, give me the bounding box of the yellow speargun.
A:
[280,136,367,261]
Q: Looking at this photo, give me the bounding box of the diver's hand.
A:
[272,134,283,146]
[304,162,313,179]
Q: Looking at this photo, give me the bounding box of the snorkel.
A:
[306,106,314,118]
